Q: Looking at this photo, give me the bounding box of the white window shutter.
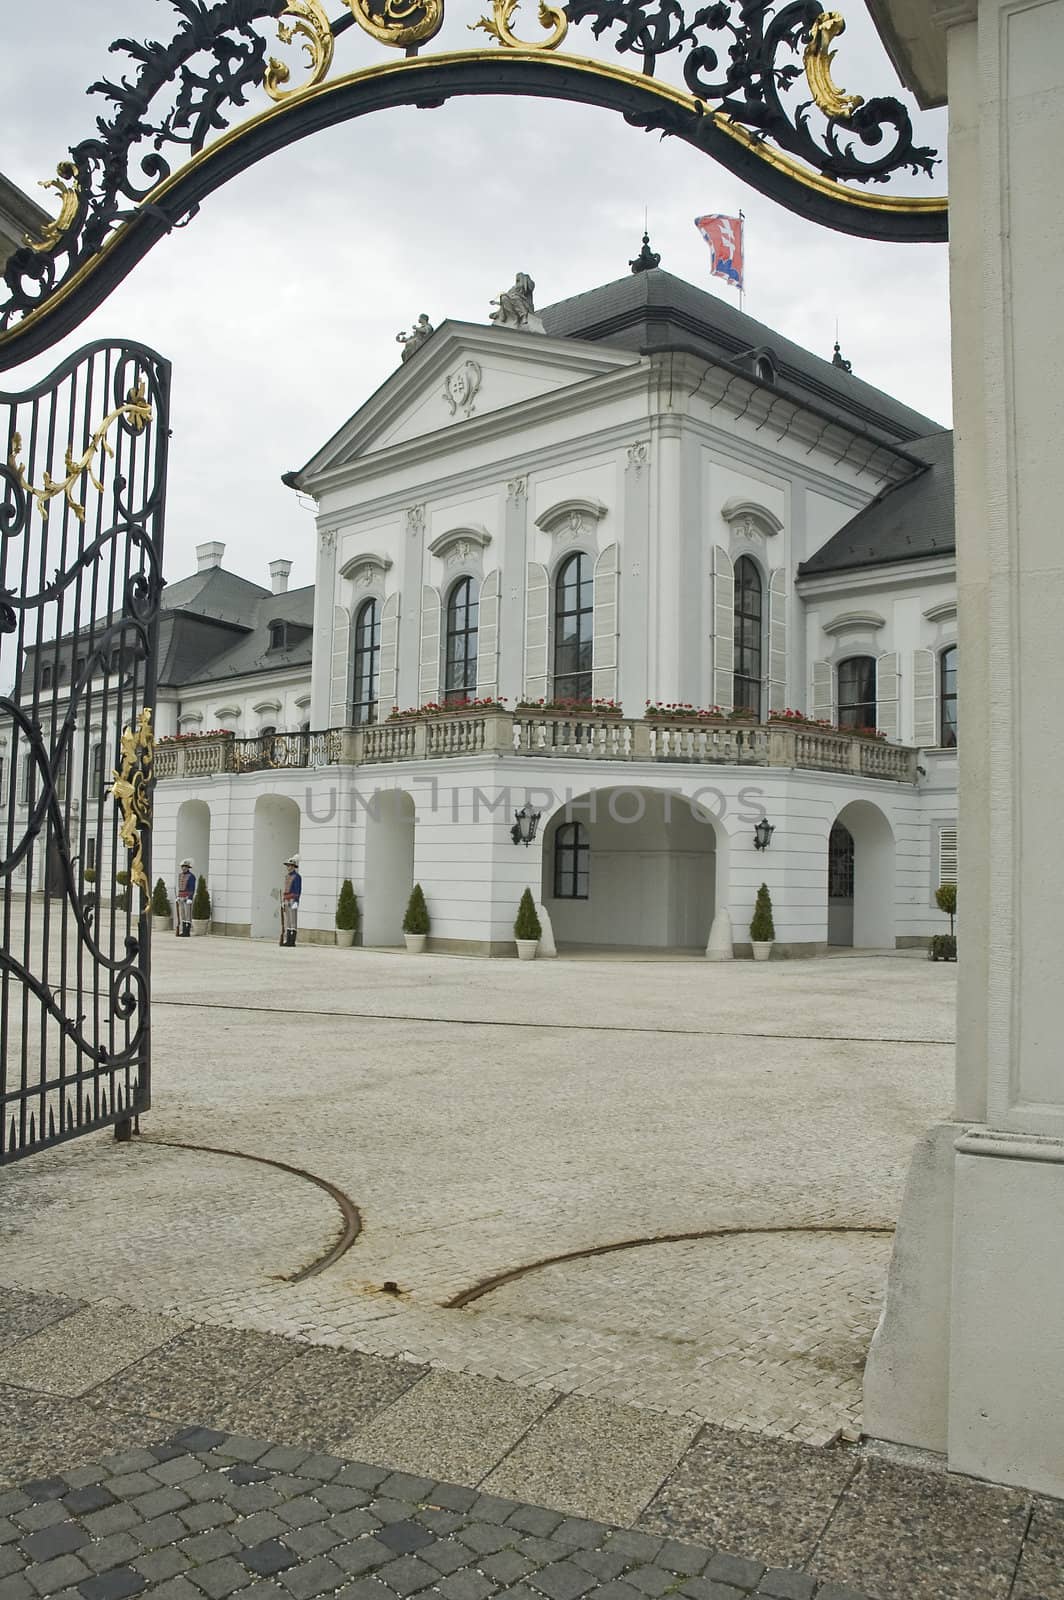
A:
[592,543,620,701]
[812,660,834,723]
[477,570,500,698]
[524,561,549,702]
[330,605,350,727]
[710,546,734,709]
[876,651,901,741]
[379,593,400,714]
[913,647,937,747]
[768,568,787,713]
[418,585,442,703]
[937,824,958,885]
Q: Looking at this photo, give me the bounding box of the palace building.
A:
[13,259,958,955]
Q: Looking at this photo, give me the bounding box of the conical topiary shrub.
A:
[336,879,359,931]
[402,883,430,936]
[152,877,171,918]
[749,883,775,943]
[514,888,542,941]
[192,874,211,921]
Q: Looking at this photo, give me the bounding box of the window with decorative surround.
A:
[732,555,763,717]
[837,656,877,730]
[444,576,479,702]
[351,598,381,726]
[939,646,958,748]
[553,554,593,703]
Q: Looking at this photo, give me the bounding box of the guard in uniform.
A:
[176,858,196,936]
[281,855,301,947]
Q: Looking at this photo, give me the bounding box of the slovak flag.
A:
[694,213,744,289]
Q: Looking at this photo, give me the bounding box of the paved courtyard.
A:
[1,938,954,1445]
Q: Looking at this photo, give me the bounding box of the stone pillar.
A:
[865,0,1064,1496]
[309,526,337,729]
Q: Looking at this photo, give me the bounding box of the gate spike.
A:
[101,1088,108,1118]
[48,1107,55,1138]
[28,1112,36,1143]
[65,1095,74,1130]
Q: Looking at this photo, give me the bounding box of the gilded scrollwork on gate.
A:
[344,0,445,49]
[109,707,155,910]
[472,0,569,51]
[26,162,81,254]
[803,11,863,120]
[6,382,152,524]
[265,0,335,101]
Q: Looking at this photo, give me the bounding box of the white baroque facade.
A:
[145,264,959,955]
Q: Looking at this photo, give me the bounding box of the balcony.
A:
[154,714,918,784]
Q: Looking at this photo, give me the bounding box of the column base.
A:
[865,1121,1064,1497]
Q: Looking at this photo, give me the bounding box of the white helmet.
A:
[284,854,300,867]
[180,858,193,869]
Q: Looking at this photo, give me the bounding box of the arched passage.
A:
[362,789,415,948]
[541,787,721,952]
[829,800,896,950]
[175,800,211,902]
[251,795,300,940]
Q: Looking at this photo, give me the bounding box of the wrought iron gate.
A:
[1,339,170,1163]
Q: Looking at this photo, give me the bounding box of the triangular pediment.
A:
[295,320,641,483]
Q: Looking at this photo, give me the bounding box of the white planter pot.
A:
[404,932,427,953]
[336,929,355,949]
[751,940,773,962]
[152,915,172,935]
[515,939,539,961]
[191,918,210,937]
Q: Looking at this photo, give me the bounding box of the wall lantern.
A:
[511,807,541,847]
[753,817,775,851]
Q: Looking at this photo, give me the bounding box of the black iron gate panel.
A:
[1,339,170,1164]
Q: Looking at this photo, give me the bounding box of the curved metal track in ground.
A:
[144,1137,361,1283]
[445,1223,895,1308]
[152,998,953,1048]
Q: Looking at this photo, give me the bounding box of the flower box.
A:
[515,699,623,717]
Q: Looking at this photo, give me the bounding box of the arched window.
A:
[351,598,381,726]
[444,577,479,703]
[553,553,593,703]
[837,656,877,730]
[554,820,589,899]
[732,555,763,717]
[939,646,958,748]
[91,742,104,792]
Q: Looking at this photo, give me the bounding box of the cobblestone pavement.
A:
[0,1286,1059,1600]
[0,941,954,1444]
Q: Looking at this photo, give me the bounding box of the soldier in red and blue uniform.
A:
[281,855,301,947]
[176,858,196,936]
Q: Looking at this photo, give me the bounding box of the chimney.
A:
[270,559,293,596]
[196,541,225,571]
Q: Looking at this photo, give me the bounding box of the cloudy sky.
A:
[1,1,950,595]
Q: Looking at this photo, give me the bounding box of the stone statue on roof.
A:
[396,314,434,363]
[489,272,545,334]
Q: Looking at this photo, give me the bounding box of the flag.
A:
[694,213,744,289]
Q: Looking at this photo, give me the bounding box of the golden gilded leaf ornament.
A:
[803,11,864,121]
[26,161,80,253]
[265,0,335,100]
[109,707,155,910]
[7,381,152,524]
[344,0,444,50]
[472,0,569,49]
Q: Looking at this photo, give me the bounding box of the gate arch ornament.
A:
[0,0,945,371]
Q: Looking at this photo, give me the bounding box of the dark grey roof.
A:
[540,268,942,447]
[798,429,954,578]
[161,566,270,626]
[180,584,314,684]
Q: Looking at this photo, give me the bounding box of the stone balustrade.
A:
[156,714,918,784]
